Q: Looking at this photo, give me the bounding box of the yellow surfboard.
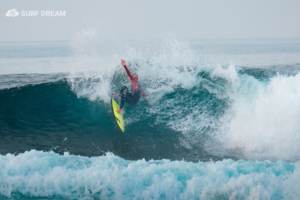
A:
[111,98,125,132]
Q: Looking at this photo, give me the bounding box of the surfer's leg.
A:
[120,86,129,109]
[119,86,141,109]
[127,90,140,106]
[121,90,139,107]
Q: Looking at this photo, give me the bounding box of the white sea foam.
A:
[216,72,300,161]
[0,150,298,199]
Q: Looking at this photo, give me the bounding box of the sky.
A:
[0,0,300,41]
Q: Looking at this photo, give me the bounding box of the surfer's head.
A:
[132,73,138,80]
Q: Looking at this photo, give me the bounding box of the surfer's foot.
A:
[117,109,122,114]
[113,92,119,99]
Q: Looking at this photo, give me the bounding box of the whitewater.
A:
[1,37,300,199]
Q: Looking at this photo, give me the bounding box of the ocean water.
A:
[0,38,300,199]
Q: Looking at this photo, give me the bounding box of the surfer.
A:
[113,60,151,114]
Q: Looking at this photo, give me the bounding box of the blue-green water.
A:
[0,38,300,199]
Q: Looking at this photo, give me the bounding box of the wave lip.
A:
[0,150,299,199]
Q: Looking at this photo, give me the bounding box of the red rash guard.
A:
[123,65,148,100]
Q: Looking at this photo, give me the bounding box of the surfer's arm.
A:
[141,89,151,106]
[121,59,134,80]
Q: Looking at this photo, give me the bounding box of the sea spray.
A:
[218,72,300,161]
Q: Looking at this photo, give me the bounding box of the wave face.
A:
[1,61,300,162]
[0,150,299,200]
[0,76,216,161]
[1,39,300,162]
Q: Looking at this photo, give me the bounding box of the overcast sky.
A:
[1,0,300,41]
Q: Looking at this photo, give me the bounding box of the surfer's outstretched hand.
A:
[121,59,126,67]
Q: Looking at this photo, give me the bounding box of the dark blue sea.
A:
[1,38,300,199]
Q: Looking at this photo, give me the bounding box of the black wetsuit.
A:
[120,86,141,109]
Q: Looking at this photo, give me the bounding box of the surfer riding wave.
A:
[113,60,151,114]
